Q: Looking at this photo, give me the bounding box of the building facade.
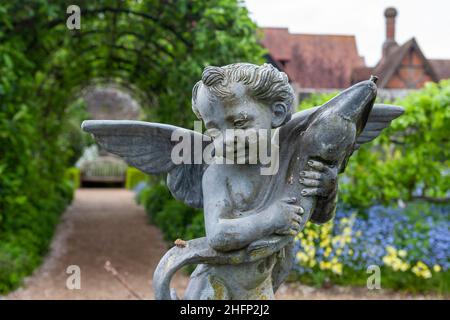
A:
[261,7,450,100]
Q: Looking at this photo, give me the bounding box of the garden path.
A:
[6,189,441,300]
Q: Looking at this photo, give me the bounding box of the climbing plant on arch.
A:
[0,0,265,293]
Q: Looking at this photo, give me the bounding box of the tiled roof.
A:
[261,28,365,89]
[430,59,450,80]
[354,38,439,87]
[369,39,417,87]
[351,66,373,84]
[260,28,292,61]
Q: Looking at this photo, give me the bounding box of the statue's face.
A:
[195,83,275,163]
[196,83,273,132]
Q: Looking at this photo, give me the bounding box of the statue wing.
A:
[291,104,404,147]
[82,120,210,208]
[355,104,404,148]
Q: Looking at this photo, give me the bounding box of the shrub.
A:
[137,182,204,243]
[125,167,148,190]
[137,181,172,224]
[0,179,74,293]
[65,167,80,190]
[155,200,204,242]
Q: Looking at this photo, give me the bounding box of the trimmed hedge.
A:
[125,167,147,190]
[0,180,74,293]
[137,182,204,243]
[65,167,81,190]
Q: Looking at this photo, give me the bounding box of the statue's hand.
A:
[270,197,304,236]
[299,160,338,198]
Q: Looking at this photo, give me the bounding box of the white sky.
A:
[244,0,450,66]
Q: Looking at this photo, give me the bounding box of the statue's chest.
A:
[225,172,264,213]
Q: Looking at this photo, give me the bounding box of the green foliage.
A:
[295,266,449,294]
[138,182,205,243]
[61,99,91,166]
[0,41,76,292]
[65,167,81,190]
[137,181,173,223]
[298,80,450,208]
[0,180,74,293]
[125,167,147,190]
[298,92,337,111]
[295,84,450,293]
[0,0,264,293]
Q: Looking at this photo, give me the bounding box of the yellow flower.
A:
[343,227,351,235]
[433,265,441,273]
[383,255,393,265]
[411,261,432,279]
[416,261,427,269]
[386,246,397,255]
[340,217,349,225]
[319,261,331,270]
[320,238,330,247]
[422,270,432,279]
[307,247,316,258]
[343,235,352,244]
[331,263,343,275]
[296,252,308,263]
[399,262,410,272]
[398,249,407,258]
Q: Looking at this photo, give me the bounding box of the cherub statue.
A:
[82,63,403,300]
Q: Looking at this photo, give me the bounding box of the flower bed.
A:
[293,202,449,293]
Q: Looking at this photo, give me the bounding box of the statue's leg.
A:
[183,264,231,300]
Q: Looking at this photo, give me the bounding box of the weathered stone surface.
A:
[82,63,403,300]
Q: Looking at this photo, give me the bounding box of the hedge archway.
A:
[0,0,265,292]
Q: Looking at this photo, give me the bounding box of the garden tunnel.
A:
[0,0,265,292]
[2,0,265,124]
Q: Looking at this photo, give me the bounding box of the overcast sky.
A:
[244,0,450,66]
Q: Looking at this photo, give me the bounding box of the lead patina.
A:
[82,63,403,300]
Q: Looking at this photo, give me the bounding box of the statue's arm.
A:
[299,160,339,224]
[310,183,338,224]
[203,169,279,252]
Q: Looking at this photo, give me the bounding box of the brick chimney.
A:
[383,7,398,58]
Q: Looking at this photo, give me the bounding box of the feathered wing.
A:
[81,120,211,208]
[293,104,404,151]
[355,104,404,148]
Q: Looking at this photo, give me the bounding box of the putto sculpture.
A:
[82,63,403,300]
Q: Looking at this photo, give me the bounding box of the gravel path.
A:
[6,189,188,300]
[5,189,445,300]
